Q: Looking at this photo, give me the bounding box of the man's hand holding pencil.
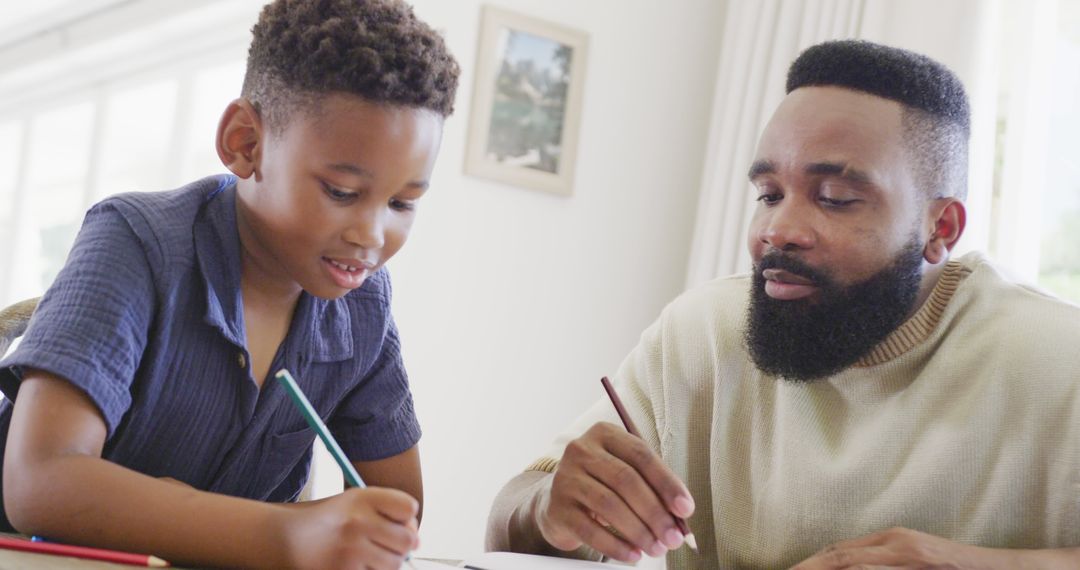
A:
[535,379,697,564]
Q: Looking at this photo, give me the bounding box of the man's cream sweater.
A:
[530,253,1080,569]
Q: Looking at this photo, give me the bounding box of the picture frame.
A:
[464,6,589,196]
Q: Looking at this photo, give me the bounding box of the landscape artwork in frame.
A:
[464,6,589,196]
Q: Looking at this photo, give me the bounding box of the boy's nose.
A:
[342,211,386,250]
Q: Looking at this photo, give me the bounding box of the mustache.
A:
[754,252,833,287]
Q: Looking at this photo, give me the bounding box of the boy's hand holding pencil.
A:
[276,369,419,570]
[277,486,419,570]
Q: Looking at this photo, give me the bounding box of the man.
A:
[486,40,1080,569]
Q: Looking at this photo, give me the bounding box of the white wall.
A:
[399,0,725,556]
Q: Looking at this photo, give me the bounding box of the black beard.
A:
[745,237,925,382]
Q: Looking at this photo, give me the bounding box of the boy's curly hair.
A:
[242,0,460,131]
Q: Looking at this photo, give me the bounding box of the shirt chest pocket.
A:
[250,426,317,500]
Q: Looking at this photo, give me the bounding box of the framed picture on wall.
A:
[464,6,589,196]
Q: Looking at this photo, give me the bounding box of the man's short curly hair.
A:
[242,0,460,132]
[786,40,970,201]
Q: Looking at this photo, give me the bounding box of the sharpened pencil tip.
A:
[148,555,171,567]
[684,532,699,552]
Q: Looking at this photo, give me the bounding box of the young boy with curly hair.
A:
[0,1,459,568]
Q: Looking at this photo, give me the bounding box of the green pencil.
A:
[276,368,416,567]
[275,368,364,488]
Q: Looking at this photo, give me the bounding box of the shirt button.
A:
[238,352,247,369]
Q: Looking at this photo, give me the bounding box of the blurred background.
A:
[0,0,1077,562]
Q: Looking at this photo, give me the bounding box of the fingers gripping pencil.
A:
[276,369,418,568]
[600,376,698,553]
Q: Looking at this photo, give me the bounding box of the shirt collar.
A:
[194,175,244,347]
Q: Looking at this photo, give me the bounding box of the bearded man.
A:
[485,40,1080,569]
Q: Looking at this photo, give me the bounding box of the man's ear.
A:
[924,198,966,264]
[216,98,264,180]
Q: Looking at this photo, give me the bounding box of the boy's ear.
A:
[216,98,264,180]
[923,198,966,265]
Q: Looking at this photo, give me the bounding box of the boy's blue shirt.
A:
[0,174,421,530]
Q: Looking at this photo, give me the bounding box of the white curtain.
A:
[991,0,1057,280]
[685,0,1001,288]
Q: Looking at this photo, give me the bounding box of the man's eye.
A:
[755,193,782,205]
[819,197,857,207]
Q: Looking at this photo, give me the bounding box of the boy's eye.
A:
[390,198,416,212]
[321,182,356,201]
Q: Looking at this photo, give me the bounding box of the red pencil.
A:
[600,376,699,553]
[0,536,169,567]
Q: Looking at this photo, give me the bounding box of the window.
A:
[1036,3,1080,301]
[991,0,1080,304]
[7,102,96,302]
[92,79,179,203]
[0,59,245,306]
[0,0,254,306]
[0,122,22,285]
[179,61,245,182]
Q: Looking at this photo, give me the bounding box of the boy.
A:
[0,1,459,568]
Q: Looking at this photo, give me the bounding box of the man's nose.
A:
[757,199,815,251]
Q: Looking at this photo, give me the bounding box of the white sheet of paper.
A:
[458,552,617,568]
[403,559,460,569]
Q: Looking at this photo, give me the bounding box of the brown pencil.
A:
[600,376,699,553]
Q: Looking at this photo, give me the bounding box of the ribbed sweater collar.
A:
[854,258,969,367]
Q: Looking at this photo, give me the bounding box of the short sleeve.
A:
[329,315,421,461]
[0,201,158,435]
